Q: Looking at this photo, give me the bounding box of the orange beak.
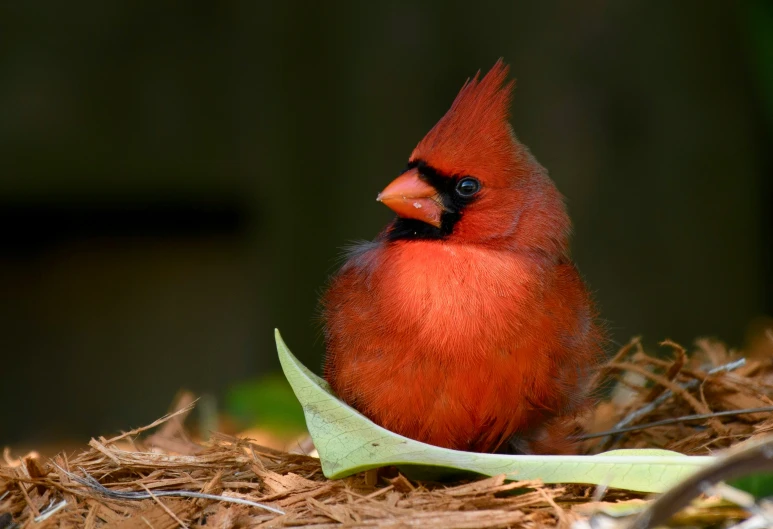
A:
[377,169,445,228]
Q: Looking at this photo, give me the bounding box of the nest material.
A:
[581,336,773,455]
[2,334,773,529]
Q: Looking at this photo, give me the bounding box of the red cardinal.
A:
[322,60,604,455]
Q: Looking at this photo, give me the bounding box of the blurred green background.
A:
[1,1,771,446]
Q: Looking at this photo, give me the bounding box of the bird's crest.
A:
[410,59,518,185]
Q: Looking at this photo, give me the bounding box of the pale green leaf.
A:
[276,329,715,493]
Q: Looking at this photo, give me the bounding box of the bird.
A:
[321,60,604,455]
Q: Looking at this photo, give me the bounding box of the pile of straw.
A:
[2,333,772,528]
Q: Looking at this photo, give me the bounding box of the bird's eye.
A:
[456,177,481,197]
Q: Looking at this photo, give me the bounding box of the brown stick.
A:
[644,340,686,402]
[16,480,40,518]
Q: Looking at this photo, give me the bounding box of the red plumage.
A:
[322,60,604,454]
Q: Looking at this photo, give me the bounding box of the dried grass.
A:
[2,333,773,528]
[582,336,773,456]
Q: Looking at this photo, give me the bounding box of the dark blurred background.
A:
[1,1,771,446]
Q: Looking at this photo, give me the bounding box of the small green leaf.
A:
[276,329,715,493]
[226,373,306,434]
[730,474,773,499]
